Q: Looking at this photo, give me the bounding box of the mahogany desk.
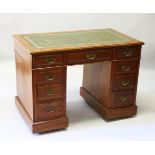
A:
[14,28,144,133]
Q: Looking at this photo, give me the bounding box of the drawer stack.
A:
[110,46,141,108]
[32,54,67,122]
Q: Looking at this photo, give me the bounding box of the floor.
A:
[0,60,155,140]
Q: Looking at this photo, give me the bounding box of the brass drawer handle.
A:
[46,75,55,81]
[121,80,130,86]
[45,57,55,64]
[47,88,55,96]
[86,53,96,60]
[119,96,128,102]
[122,65,131,72]
[44,106,55,113]
[123,50,133,57]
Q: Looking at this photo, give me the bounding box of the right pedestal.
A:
[81,59,140,120]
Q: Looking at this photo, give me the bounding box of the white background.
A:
[0,14,155,141]
[0,13,155,155]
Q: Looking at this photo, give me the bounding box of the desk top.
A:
[14,28,144,53]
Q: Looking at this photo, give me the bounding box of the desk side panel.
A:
[15,53,33,120]
[14,38,32,68]
[82,61,112,107]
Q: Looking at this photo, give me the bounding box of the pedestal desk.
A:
[14,28,144,133]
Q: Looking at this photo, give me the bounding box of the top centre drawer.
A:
[67,49,112,65]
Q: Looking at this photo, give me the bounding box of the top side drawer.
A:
[113,46,141,60]
[67,49,112,65]
[33,67,66,85]
[33,53,65,68]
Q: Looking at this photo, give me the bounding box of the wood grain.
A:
[82,61,112,108]
[15,53,33,120]
[14,38,32,68]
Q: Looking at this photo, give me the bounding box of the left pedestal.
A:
[15,50,68,133]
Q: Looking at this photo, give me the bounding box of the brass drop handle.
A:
[122,65,131,72]
[44,106,55,113]
[121,80,130,86]
[86,53,96,60]
[119,96,128,102]
[46,75,55,81]
[47,88,55,96]
[45,57,55,64]
[123,50,133,57]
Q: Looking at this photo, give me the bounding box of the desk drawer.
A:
[114,46,140,60]
[112,75,136,91]
[67,49,112,65]
[34,67,65,84]
[36,84,64,100]
[111,90,135,108]
[36,100,63,121]
[114,60,139,75]
[33,54,65,68]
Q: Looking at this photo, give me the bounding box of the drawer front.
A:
[111,91,135,108]
[112,76,136,91]
[114,60,139,75]
[36,84,64,100]
[68,49,112,65]
[36,100,63,121]
[33,54,65,68]
[34,67,65,84]
[114,46,140,60]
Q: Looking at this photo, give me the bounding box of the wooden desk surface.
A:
[14,28,144,53]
